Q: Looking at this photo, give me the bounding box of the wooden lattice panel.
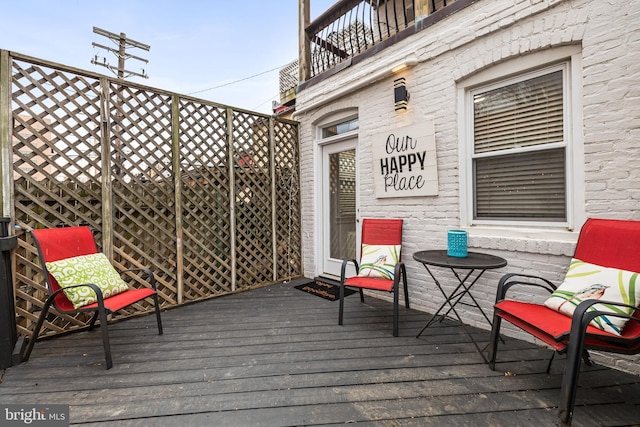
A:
[179,100,232,300]
[233,112,273,289]
[274,120,302,281]
[5,52,302,340]
[109,83,177,308]
[279,60,299,95]
[11,59,103,336]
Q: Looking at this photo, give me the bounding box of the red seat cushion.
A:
[81,288,156,312]
[345,276,394,292]
[496,300,640,352]
[496,300,572,351]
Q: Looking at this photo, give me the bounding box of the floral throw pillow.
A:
[357,244,401,280]
[46,253,129,309]
[543,258,640,335]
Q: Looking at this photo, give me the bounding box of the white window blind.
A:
[475,149,566,219]
[472,70,566,221]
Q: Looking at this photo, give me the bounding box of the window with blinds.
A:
[471,69,566,221]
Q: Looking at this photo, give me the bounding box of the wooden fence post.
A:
[172,95,184,304]
[269,117,277,282]
[0,50,12,217]
[99,77,113,258]
[227,107,237,292]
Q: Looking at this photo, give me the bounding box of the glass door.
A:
[322,139,357,277]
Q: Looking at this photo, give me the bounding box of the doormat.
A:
[294,280,357,302]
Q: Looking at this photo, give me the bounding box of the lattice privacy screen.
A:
[5,53,302,338]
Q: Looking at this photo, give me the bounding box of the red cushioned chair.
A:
[338,218,409,336]
[22,226,163,369]
[487,218,640,426]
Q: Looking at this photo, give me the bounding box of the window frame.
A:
[457,46,585,236]
[471,64,568,224]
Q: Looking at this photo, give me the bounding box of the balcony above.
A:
[275,0,478,111]
[296,0,478,91]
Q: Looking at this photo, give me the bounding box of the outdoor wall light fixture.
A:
[391,56,418,73]
[394,78,409,111]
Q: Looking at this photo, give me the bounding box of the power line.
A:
[253,93,279,111]
[188,64,285,95]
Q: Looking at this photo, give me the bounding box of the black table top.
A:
[413,249,507,270]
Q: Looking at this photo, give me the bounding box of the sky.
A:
[0,0,336,115]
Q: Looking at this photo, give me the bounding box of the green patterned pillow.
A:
[357,244,401,280]
[46,253,129,309]
[544,258,640,335]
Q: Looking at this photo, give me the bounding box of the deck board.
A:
[1,279,639,426]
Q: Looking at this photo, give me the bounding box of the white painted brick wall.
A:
[295,0,640,373]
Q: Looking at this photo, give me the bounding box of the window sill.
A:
[466,225,579,257]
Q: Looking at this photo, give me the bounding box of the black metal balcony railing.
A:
[304,0,462,80]
[305,0,417,79]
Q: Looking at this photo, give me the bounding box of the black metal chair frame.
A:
[488,273,640,426]
[339,259,409,336]
[22,228,163,369]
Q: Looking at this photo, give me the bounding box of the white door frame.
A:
[318,136,359,278]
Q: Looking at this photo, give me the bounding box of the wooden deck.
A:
[1,278,639,426]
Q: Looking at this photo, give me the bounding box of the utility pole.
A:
[91,26,150,79]
[91,27,150,178]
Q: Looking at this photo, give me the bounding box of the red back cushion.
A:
[574,218,640,272]
[32,226,99,311]
[32,226,98,263]
[361,218,403,246]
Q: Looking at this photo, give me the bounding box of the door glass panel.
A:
[322,118,359,138]
[329,149,356,260]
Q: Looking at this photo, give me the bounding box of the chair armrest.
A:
[50,283,106,307]
[496,273,557,303]
[340,259,359,282]
[393,261,405,282]
[572,299,640,333]
[120,267,157,291]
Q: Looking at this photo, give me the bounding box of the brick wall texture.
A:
[295,0,640,373]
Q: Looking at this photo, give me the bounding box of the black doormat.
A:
[294,280,357,302]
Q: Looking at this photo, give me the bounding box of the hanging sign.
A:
[372,120,438,198]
